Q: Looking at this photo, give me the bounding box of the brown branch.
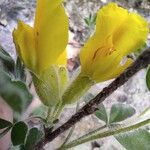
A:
[34,48,150,150]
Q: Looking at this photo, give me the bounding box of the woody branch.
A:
[34,47,150,150]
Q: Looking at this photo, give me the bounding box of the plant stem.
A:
[46,107,51,122]
[61,126,75,147]
[60,103,80,148]
[58,124,107,149]
[76,124,107,140]
[61,119,150,149]
[33,48,150,150]
[53,103,64,121]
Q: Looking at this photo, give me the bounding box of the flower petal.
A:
[96,3,128,38]
[80,3,128,71]
[92,51,122,82]
[113,13,149,56]
[92,57,133,82]
[108,58,133,79]
[13,21,36,72]
[55,49,67,65]
[34,0,68,73]
[80,3,148,83]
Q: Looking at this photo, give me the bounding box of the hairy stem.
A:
[61,118,150,149]
[46,107,52,122]
[60,103,80,148]
[52,102,64,121]
[75,124,107,141]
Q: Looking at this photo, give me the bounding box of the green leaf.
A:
[0,118,12,129]
[0,126,12,139]
[95,103,108,123]
[92,15,97,25]
[31,105,47,119]
[146,66,150,91]
[84,14,97,27]
[83,93,95,103]
[0,69,32,113]
[19,145,25,150]
[89,13,92,20]
[11,145,26,150]
[11,121,28,146]
[25,128,42,150]
[0,45,15,74]
[115,129,150,150]
[84,18,90,26]
[109,104,135,124]
[15,57,26,81]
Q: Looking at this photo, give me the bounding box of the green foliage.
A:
[0,69,32,113]
[95,103,108,123]
[11,121,28,146]
[0,45,15,74]
[84,13,97,27]
[10,125,43,149]
[0,46,32,116]
[83,93,95,103]
[31,105,48,119]
[146,66,150,91]
[109,104,135,124]
[15,57,26,81]
[116,129,150,150]
[24,128,42,150]
[0,118,12,129]
[95,103,135,124]
[0,46,26,82]
[11,145,25,150]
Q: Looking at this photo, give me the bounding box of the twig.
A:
[60,118,150,149]
[34,48,150,150]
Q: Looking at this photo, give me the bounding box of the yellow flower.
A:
[13,0,68,75]
[62,3,149,105]
[80,3,149,82]
[13,0,69,107]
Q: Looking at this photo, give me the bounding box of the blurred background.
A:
[0,0,150,150]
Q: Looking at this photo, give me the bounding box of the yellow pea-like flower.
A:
[13,0,69,107]
[62,3,149,105]
[13,0,68,75]
[80,3,149,82]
